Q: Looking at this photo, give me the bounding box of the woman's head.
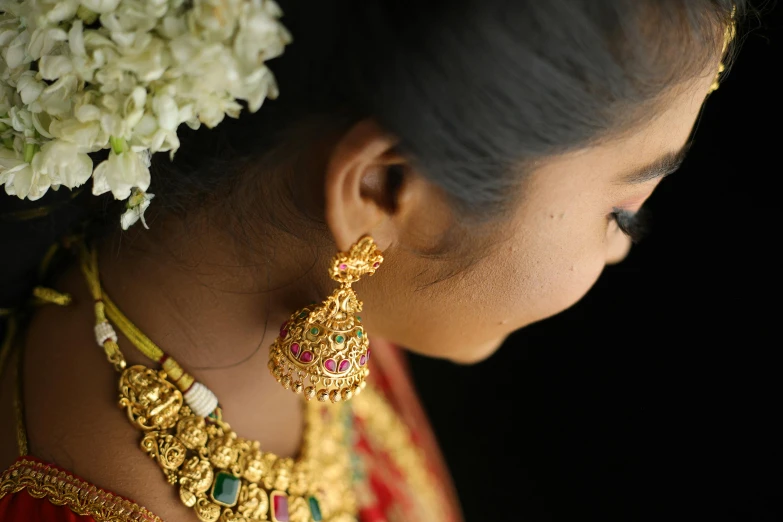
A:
[1,0,744,362]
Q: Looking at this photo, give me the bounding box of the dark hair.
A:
[0,0,745,311]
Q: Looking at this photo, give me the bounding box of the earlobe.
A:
[323,119,406,252]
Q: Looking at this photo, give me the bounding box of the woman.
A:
[0,0,744,521]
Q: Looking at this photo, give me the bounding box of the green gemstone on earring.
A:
[299,311,308,319]
[356,316,362,322]
[310,327,319,335]
[356,330,363,338]
[335,335,345,343]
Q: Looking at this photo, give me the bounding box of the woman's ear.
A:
[324,119,414,252]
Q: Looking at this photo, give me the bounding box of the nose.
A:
[605,221,632,265]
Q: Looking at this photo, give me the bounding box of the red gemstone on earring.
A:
[359,355,367,366]
[366,348,371,361]
[324,359,337,372]
[300,351,313,363]
[290,343,300,356]
[339,263,347,270]
[338,360,350,372]
[280,321,289,337]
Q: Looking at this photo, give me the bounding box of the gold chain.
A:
[79,245,358,522]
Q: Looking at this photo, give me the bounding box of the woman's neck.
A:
[93,218,332,457]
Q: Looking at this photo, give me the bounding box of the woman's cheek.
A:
[516,247,608,326]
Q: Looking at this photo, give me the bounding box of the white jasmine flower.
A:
[1,162,37,199]
[38,55,74,80]
[42,0,80,24]
[16,71,46,105]
[152,94,178,131]
[68,19,86,56]
[30,138,93,190]
[48,118,105,150]
[92,148,150,200]
[31,112,54,138]
[0,0,292,228]
[120,188,154,230]
[0,147,25,190]
[27,27,67,60]
[9,106,34,135]
[29,74,78,115]
[81,0,121,15]
[0,143,55,201]
[2,30,30,69]
[74,103,102,123]
[123,86,147,129]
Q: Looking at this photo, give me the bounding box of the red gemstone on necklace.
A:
[373,262,380,268]
[290,343,300,356]
[339,263,347,270]
[324,359,337,372]
[300,351,313,363]
[271,492,289,522]
[338,360,350,372]
[359,354,367,366]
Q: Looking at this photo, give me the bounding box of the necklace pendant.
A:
[117,364,353,521]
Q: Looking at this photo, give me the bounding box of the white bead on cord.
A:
[184,382,219,418]
[94,321,118,346]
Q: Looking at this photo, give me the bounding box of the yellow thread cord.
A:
[32,286,73,306]
[1,316,28,456]
[102,293,164,363]
[37,242,60,281]
[0,316,17,396]
[14,334,28,457]
[79,245,164,363]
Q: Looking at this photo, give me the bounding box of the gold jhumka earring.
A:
[269,236,383,403]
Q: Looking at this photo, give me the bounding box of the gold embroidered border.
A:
[0,459,163,522]
[352,387,453,521]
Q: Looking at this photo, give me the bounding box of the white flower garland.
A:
[0,0,291,228]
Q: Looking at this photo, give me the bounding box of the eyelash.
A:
[611,208,649,243]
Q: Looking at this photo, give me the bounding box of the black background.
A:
[409,3,781,521]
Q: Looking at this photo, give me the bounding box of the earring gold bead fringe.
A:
[269,236,383,403]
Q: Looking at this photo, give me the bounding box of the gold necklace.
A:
[79,246,357,522]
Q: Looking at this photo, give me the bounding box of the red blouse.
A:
[0,340,462,522]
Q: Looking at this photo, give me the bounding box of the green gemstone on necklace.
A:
[211,471,240,507]
[310,327,319,335]
[335,335,345,343]
[308,496,323,521]
[356,316,362,322]
[356,330,363,338]
[299,311,308,319]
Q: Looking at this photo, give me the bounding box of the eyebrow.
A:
[618,142,692,185]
